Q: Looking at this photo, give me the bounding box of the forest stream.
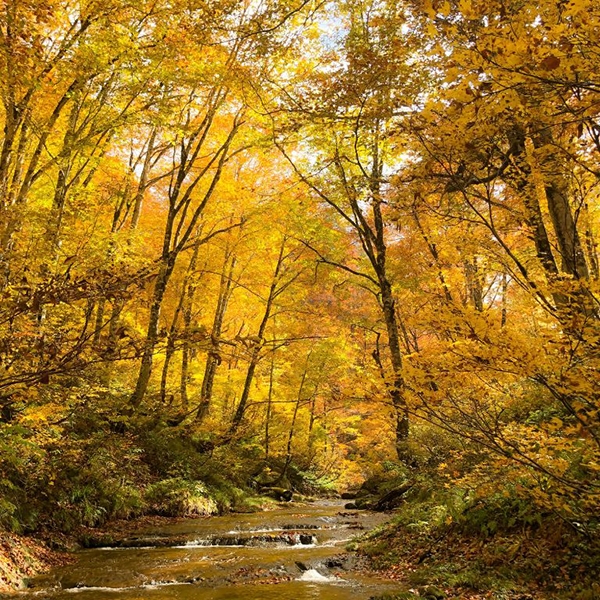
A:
[15,501,401,600]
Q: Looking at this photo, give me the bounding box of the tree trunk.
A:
[196,253,236,421]
[264,351,276,459]
[379,275,409,456]
[501,271,508,328]
[179,331,190,409]
[129,257,175,409]
[412,209,454,304]
[511,129,561,279]
[531,129,589,280]
[583,203,599,280]
[544,182,589,280]
[160,309,181,405]
[464,258,484,312]
[230,241,285,433]
[370,144,409,459]
[130,127,158,231]
[278,349,312,483]
[161,234,203,407]
[507,126,572,314]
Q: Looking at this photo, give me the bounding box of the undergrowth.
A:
[360,472,600,600]
[0,393,322,535]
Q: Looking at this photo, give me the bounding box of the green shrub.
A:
[452,490,544,536]
[111,484,144,520]
[144,478,217,517]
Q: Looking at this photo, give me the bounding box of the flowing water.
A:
[16,501,404,600]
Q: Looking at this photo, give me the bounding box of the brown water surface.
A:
[17,501,404,599]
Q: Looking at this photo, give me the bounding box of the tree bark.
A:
[196,252,236,421]
[264,350,276,459]
[278,355,309,484]
[129,256,176,409]
[464,258,484,312]
[544,182,589,280]
[230,240,285,433]
[510,128,561,279]
[531,129,589,280]
[168,234,204,408]
[368,130,409,460]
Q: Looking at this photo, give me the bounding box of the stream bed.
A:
[16,501,404,599]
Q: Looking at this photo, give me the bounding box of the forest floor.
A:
[0,531,72,594]
[360,514,600,600]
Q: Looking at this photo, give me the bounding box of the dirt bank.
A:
[0,531,71,594]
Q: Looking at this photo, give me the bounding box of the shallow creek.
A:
[17,501,403,599]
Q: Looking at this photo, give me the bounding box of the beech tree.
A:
[268,0,427,461]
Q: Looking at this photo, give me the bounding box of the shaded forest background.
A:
[0,0,599,544]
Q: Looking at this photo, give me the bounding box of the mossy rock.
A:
[354,495,376,509]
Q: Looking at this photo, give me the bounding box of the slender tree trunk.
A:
[521,128,596,318]
[511,128,560,277]
[179,330,191,409]
[367,136,409,457]
[179,250,205,409]
[0,101,24,205]
[545,181,589,279]
[93,127,153,352]
[583,203,599,280]
[278,350,312,483]
[46,96,81,255]
[130,127,157,231]
[106,300,123,357]
[464,258,484,311]
[5,109,28,208]
[279,389,302,482]
[231,349,261,433]
[532,130,589,280]
[264,351,276,460]
[0,111,28,285]
[159,233,203,405]
[196,253,236,421]
[160,302,182,405]
[378,274,409,455]
[501,270,508,328]
[94,192,131,347]
[398,311,417,354]
[412,209,454,303]
[366,125,410,461]
[308,391,317,434]
[129,256,175,408]
[230,241,285,433]
[507,126,572,315]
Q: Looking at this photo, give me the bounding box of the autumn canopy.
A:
[0,0,598,561]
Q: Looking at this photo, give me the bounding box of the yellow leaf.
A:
[547,417,563,432]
